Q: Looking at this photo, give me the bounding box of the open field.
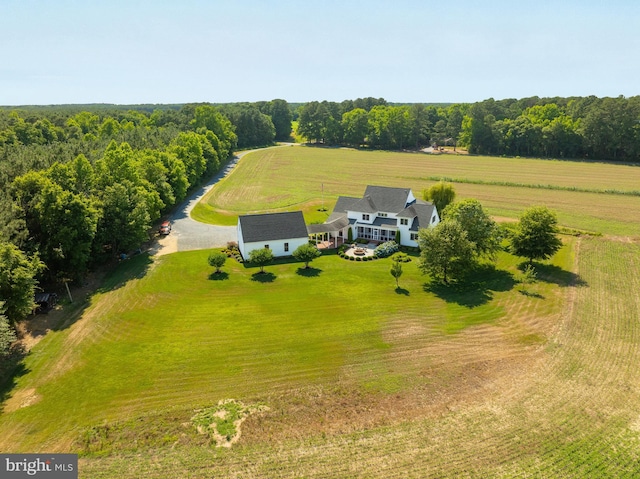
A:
[3,145,640,477]
[2,237,640,477]
[192,146,640,236]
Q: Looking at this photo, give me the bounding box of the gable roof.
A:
[330,186,415,218]
[400,201,437,231]
[238,211,308,243]
[362,185,413,213]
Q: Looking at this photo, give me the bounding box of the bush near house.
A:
[374,241,399,258]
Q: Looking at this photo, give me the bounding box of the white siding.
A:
[242,237,308,259]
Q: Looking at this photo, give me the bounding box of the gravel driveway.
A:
[154,145,295,256]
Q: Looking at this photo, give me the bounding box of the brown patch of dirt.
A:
[3,388,41,413]
[153,234,178,257]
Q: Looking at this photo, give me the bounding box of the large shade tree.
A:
[418,219,475,284]
[510,206,563,265]
[443,199,501,260]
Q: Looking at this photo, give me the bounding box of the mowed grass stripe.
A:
[78,237,640,478]
[1,242,560,454]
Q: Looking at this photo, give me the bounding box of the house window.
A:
[284,242,289,252]
[362,214,370,221]
[264,245,269,249]
[400,218,408,226]
[379,213,388,217]
[411,233,419,241]
[432,216,437,223]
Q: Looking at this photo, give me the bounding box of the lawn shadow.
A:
[0,350,29,414]
[395,287,410,296]
[520,262,588,288]
[97,253,154,294]
[296,267,322,277]
[519,289,545,299]
[208,271,230,281]
[251,272,276,283]
[424,265,516,308]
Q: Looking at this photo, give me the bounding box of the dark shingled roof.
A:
[239,211,308,243]
[362,185,413,213]
[402,202,437,231]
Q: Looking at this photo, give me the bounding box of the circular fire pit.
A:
[353,248,367,256]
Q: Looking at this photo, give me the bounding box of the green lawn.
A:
[3,145,640,477]
[192,146,640,236]
[0,244,570,456]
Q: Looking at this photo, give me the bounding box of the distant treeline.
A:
[296,96,640,162]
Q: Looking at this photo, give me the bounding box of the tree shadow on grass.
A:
[522,262,587,288]
[424,265,516,308]
[251,272,276,283]
[97,254,154,294]
[519,289,545,299]
[208,271,230,281]
[0,349,29,414]
[296,267,322,277]
[395,287,410,296]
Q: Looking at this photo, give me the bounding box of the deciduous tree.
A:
[0,303,16,357]
[249,248,274,273]
[207,251,227,274]
[418,219,475,284]
[443,199,501,260]
[0,242,44,321]
[390,256,403,288]
[510,206,563,265]
[293,243,321,269]
[423,181,456,217]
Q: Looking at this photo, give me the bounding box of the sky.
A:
[1,0,639,106]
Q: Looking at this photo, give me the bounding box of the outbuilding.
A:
[237,211,309,260]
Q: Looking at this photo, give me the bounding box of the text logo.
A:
[1,455,77,478]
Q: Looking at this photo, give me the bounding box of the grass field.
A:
[192,146,640,236]
[2,147,640,477]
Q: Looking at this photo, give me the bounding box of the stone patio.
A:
[344,243,377,258]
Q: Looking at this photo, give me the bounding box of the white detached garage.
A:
[237,211,309,260]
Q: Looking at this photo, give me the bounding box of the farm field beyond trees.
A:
[192,146,640,237]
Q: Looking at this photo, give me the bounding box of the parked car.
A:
[159,220,171,235]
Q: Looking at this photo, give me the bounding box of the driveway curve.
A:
[154,144,296,256]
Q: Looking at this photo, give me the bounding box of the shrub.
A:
[391,252,411,263]
[374,241,399,258]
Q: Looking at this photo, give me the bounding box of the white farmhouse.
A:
[237,211,309,259]
[308,185,440,248]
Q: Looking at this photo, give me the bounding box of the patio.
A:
[344,242,376,258]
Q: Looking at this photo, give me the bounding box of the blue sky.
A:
[1,0,639,105]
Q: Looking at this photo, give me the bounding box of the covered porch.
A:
[307,217,350,250]
[355,217,398,243]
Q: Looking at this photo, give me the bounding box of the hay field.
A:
[193,146,640,236]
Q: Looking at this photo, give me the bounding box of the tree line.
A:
[296,95,640,162]
[0,100,294,336]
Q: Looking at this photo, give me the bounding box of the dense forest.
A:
[0,100,293,342]
[297,96,640,161]
[1,94,639,332]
